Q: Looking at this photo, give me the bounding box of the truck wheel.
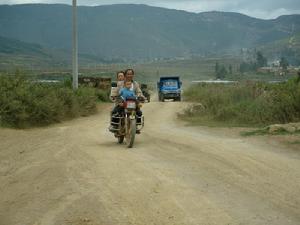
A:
[159,94,163,102]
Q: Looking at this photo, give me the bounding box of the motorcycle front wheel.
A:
[126,119,136,148]
[118,135,124,144]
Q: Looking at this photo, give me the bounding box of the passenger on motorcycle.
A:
[116,71,125,88]
[110,71,125,102]
[120,80,137,100]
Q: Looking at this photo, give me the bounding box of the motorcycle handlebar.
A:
[137,96,145,103]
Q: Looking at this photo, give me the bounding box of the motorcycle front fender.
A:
[129,115,136,120]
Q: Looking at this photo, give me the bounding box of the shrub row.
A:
[0,75,109,128]
[183,79,300,126]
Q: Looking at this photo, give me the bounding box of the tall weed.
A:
[183,79,300,126]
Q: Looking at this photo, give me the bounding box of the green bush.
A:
[183,79,300,126]
[0,75,100,128]
[75,87,97,116]
[95,89,110,102]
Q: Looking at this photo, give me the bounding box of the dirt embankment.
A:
[0,101,300,225]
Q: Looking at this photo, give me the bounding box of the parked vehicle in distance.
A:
[141,84,150,102]
[157,76,182,102]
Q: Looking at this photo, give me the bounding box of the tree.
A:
[280,57,289,71]
[239,61,256,73]
[256,51,267,67]
[216,65,227,79]
[229,64,233,74]
[215,62,219,74]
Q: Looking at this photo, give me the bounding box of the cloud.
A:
[1,0,300,19]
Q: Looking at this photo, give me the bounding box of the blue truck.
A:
[157,76,182,102]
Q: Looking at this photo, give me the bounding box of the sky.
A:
[1,0,300,19]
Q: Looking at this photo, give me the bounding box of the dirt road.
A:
[0,101,300,225]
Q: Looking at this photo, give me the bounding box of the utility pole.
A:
[72,0,78,90]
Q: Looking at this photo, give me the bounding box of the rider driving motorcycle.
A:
[121,69,144,97]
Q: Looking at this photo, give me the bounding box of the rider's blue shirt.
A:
[119,87,136,101]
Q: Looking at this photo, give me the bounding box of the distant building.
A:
[257,67,272,74]
[270,60,280,67]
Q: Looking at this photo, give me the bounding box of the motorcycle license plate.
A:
[126,101,136,109]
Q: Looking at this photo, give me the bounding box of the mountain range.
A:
[0,4,299,63]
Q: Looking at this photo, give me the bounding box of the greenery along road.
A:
[182,78,300,127]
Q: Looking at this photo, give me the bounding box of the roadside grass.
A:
[289,140,300,145]
[240,128,300,137]
[0,75,109,128]
[177,114,260,128]
[182,78,300,131]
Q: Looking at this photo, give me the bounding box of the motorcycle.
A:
[110,96,144,148]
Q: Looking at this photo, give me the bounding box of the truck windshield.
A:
[163,81,178,87]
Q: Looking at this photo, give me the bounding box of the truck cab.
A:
[157,76,182,102]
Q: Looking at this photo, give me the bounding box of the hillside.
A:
[0,4,300,62]
[0,36,108,70]
[259,32,300,65]
[0,36,47,56]
[0,36,62,70]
